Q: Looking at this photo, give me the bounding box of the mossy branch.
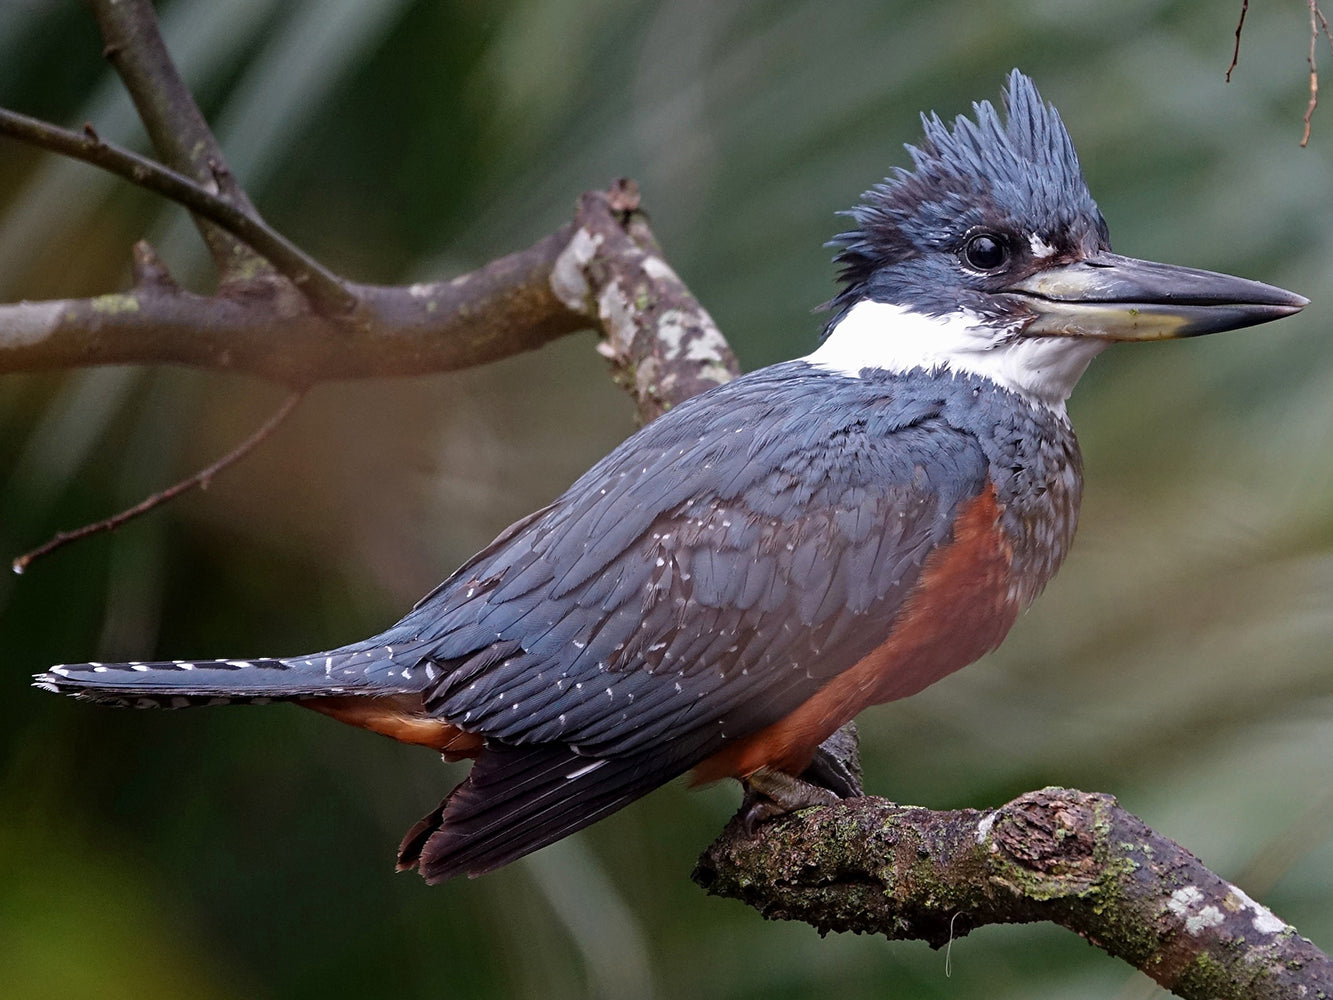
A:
[695,788,1333,999]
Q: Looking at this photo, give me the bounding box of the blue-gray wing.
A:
[386,363,992,878]
[393,364,990,758]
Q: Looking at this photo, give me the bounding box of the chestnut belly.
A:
[694,486,1022,783]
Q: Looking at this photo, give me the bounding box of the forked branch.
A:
[88,0,268,282]
[0,107,353,314]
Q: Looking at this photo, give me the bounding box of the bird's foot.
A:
[802,722,863,799]
[739,767,845,836]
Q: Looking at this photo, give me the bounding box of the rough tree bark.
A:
[697,788,1332,998]
[1,4,1327,998]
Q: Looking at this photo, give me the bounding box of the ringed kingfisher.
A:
[35,72,1306,881]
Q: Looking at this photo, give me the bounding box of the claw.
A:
[739,766,845,835]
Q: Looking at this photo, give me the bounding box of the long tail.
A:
[36,644,701,880]
[33,642,434,708]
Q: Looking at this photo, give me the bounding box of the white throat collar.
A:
[805,300,1106,413]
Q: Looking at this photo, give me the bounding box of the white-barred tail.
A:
[35,644,434,709]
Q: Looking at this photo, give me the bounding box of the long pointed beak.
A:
[1009,251,1307,341]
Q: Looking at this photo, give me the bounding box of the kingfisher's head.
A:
[812,70,1306,410]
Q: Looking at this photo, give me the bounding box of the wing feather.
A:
[384,364,1002,877]
[405,365,989,765]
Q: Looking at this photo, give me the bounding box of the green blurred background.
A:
[2,1,1330,997]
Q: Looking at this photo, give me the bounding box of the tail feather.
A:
[40,645,715,881]
[34,643,435,708]
[398,736,707,881]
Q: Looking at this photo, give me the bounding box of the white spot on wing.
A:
[565,760,606,780]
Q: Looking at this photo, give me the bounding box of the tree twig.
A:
[87,0,268,283]
[12,390,306,574]
[1304,0,1333,146]
[0,107,356,315]
[695,788,1333,999]
[1227,0,1249,82]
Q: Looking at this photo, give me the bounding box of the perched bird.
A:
[35,71,1306,881]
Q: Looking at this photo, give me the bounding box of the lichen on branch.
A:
[695,788,1333,1000]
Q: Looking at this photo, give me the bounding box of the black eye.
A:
[963,233,1008,271]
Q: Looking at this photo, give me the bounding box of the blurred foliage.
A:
[1,1,1331,998]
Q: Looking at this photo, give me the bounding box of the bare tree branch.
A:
[695,788,1333,1000]
[88,0,268,283]
[0,107,355,314]
[0,183,730,395]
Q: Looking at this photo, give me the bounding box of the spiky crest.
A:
[828,70,1106,311]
